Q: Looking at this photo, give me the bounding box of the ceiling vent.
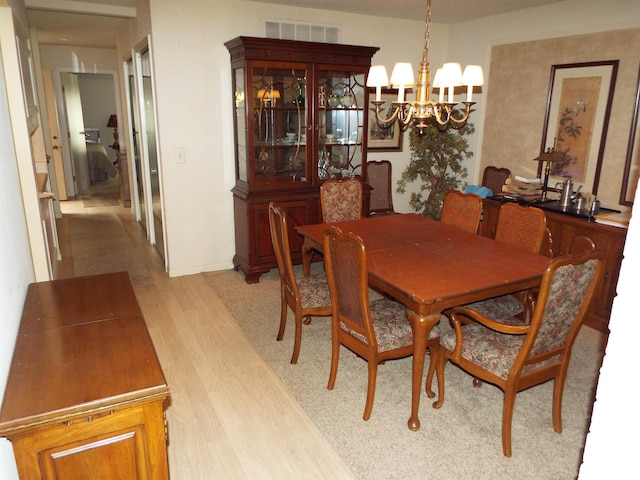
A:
[264,20,340,43]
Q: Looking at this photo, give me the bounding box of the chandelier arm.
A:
[398,104,416,127]
[372,101,401,124]
[446,103,474,126]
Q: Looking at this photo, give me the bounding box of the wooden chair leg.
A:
[473,377,483,388]
[502,386,517,457]
[276,295,287,341]
[552,373,567,433]
[425,343,439,399]
[327,337,340,390]
[363,360,378,421]
[433,350,447,409]
[290,313,303,364]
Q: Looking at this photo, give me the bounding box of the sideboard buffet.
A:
[225,36,379,283]
[0,272,170,479]
[482,197,627,332]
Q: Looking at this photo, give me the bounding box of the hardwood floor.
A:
[55,199,355,479]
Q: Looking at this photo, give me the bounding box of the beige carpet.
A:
[204,266,606,480]
[69,213,154,287]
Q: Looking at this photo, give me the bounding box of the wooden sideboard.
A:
[482,198,627,333]
[0,272,170,479]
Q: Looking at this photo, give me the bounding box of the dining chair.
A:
[440,190,483,234]
[465,202,548,321]
[481,166,511,196]
[268,202,332,364]
[366,160,395,215]
[433,245,605,457]
[323,225,439,420]
[320,177,363,223]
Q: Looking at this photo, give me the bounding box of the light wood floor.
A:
[56,199,355,479]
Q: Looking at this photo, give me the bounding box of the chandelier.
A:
[367,0,483,131]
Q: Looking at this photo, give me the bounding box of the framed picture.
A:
[367,91,403,151]
[539,61,618,195]
[620,62,640,206]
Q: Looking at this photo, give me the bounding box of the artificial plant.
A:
[396,121,474,219]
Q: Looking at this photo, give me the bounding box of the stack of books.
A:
[500,176,543,198]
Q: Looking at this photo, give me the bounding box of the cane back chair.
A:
[268,202,332,364]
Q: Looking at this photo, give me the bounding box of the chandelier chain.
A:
[423,0,431,61]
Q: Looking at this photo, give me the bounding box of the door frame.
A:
[53,67,122,197]
[124,36,167,269]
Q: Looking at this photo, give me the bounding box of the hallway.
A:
[51,198,353,478]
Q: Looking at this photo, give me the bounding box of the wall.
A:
[144,0,639,277]
[146,0,427,277]
[446,0,639,187]
[0,3,36,477]
[480,28,639,209]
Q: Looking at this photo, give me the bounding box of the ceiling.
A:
[26,0,564,49]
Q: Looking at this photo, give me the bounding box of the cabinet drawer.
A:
[11,402,167,480]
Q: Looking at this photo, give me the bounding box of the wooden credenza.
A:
[0,272,170,479]
[482,198,627,333]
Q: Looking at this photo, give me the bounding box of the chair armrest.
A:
[446,306,530,335]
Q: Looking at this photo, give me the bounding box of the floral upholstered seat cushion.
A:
[440,259,598,380]
[440,323,524,380]
[297,272,331,308]
[464,295,525,320]
[340,298,439,352]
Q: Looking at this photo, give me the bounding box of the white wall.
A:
[147,0,640,278]
[579,182,639,477]
[0,7,36,479]
[147,0,428,279]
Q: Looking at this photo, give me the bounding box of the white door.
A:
[61,72,89,194]
[42,69,67,201]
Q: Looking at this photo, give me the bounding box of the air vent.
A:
[265,20,340,43]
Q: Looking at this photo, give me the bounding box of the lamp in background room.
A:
[366,0,483,131]
[533,148,566,201]
[107,114,118,146]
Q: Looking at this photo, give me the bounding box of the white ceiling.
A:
[26,0,564,49]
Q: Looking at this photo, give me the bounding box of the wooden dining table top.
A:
[296,213,550,315]
[296,213,551,430]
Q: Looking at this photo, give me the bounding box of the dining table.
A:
[295,213,550,431]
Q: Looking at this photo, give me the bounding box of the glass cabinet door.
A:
[249,65,309,187]
[317,69,366,181]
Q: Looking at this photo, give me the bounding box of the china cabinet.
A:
[225,36,379,283]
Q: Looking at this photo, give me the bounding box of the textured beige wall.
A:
[481,28,640,210]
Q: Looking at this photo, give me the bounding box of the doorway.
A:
[53,69,125,203]
[125,40,166,263]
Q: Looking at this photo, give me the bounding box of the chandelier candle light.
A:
[367,0,483,130]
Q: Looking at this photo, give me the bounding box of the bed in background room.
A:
[86,142,117,182]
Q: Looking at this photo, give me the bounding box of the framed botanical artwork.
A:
[539,60,619,195]
[620,62,640,206]
[367,91,403,151]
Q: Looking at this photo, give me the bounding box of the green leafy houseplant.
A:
[396,122,475,219]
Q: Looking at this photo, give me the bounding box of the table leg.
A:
[405,310,440,431]
[301,242,313,277]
